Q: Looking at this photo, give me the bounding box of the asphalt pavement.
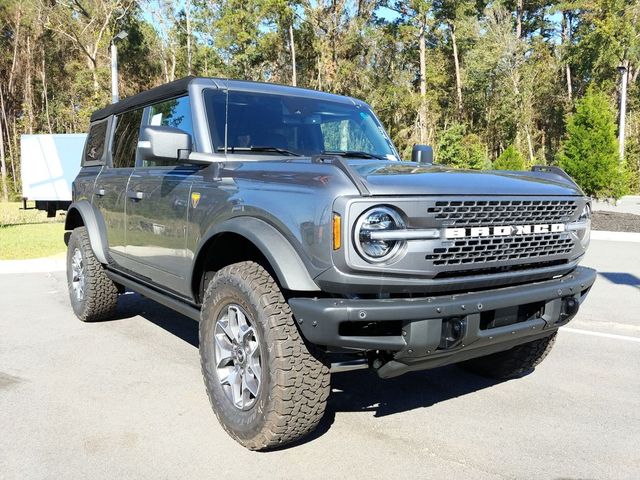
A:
[1,239,639,479]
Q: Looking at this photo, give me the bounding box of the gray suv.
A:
[65,76,596,450]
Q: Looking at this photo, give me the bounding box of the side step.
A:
[106,270,201,322]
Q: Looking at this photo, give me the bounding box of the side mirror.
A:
[138,125,192,163]
[412,144,433,164]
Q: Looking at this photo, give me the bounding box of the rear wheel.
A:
[66,226,119,322]
[199,261,330,450]
[459,333,557,380]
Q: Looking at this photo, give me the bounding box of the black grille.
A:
[432,260,569,279]
[427,199,578,227]
[426,233,574,267]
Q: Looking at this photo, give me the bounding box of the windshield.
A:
[203,88,399,159]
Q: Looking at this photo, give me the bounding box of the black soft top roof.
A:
[90,75,361,123]
[90,76,195,122]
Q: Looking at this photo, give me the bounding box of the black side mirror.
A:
[412,144,433,164]
[138,125,192,163]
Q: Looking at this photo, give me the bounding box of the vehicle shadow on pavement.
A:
[280,368,503,449]
[328,367,501,418]
[598,272,640,290]
[114,292,200,347]
[113,291,503,448]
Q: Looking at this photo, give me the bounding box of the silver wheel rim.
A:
[214,304,262,410]
[70,248,85,302]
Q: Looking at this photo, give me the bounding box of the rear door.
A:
[92,108,143,269]
[125,96,197,296]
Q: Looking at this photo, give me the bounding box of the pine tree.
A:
[494,144,526,170]
[556,89,627,199]
[437,122,490,169]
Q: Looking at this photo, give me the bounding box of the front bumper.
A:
[289,267,596,378]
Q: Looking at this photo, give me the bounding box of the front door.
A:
[125,96,196,296]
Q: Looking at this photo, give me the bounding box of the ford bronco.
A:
[65,76,596,450]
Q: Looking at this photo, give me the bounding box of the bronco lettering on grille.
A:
[444,224,566,239]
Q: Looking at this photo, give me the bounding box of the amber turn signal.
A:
[333,213,341,250]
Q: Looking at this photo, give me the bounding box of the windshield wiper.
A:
[218,146,301,156]
[321,150,386,160]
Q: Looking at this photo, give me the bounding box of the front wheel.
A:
[199,261,330,450]
[458,333,557,380]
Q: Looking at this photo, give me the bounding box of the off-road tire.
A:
[66,226,119,322]
[199,261,330,451]
[459,332,557,380]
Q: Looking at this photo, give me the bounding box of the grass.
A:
[0,202,66,260]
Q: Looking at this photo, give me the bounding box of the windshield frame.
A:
[202,86,400,161]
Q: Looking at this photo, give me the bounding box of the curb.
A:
[591,230,640,243]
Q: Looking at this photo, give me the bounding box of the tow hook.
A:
[439,317,467,350]
[559,296,579,323]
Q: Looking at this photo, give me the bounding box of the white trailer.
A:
[20,133,86,216]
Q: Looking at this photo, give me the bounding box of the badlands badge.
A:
[191,192,201,208]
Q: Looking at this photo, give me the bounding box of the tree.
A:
[44,0,134,96]
[0,0,639,199]
[437,122,490,169]
[494,144,526,170]
[556,89,627,199]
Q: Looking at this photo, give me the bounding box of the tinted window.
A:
[149,96,193,134]
[143,96,193,167]
[112,109,143,168]
[83,121,107,165]
[204,89,397,159]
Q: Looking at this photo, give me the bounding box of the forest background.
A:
[1,0,638,201]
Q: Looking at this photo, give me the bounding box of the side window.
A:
[83,121,107,165]
[144,96,193,167]
[112,108,143,168]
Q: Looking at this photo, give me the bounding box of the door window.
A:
[144,96,193,167]
[112,108,144,168]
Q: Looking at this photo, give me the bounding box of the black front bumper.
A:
[289,267,596,378]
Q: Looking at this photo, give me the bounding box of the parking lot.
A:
[1,238,639,479]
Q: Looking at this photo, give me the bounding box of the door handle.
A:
[94,188,105,197]
[127,191,145,201]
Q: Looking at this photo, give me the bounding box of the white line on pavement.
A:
[561,327,640,343]
[591,230,640,243]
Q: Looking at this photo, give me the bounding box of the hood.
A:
[348,161,584,197]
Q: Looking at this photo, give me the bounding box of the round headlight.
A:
[354,206,406,263]
[576,203,591,248]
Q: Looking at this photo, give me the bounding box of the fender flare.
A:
[64,200,109,265]
[193,217,320,292]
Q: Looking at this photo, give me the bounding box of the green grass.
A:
[0,223,66,260]
[0,202,66,260]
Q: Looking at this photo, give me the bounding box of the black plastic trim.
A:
[311,154,371,196]
[289,266,596,352]
[106,269,201,321]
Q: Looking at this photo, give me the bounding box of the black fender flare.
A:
[64,200,109,265]
[193,217,320,292]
